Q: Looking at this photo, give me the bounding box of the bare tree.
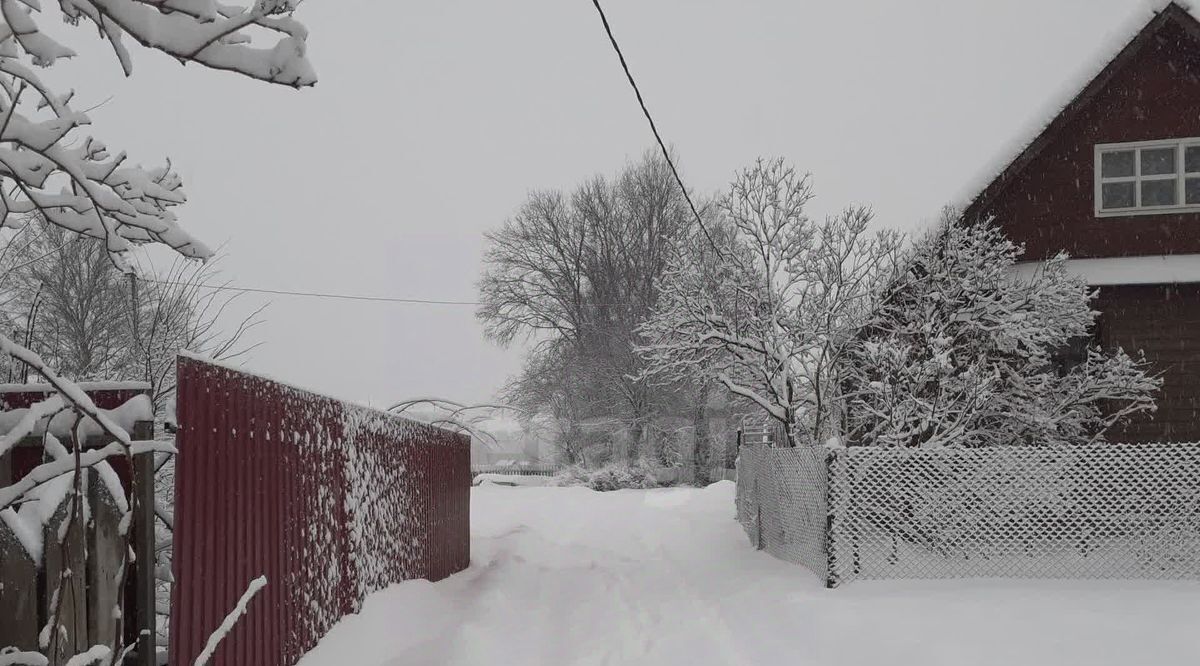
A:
[0,219,263,415]
[499,344,601,465]
[130,254,265,415]
[2,217,131,379]
[478,149,701,462]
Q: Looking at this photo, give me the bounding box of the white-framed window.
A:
[1094,137,1200,216]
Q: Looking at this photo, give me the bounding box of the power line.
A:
[140,278,482,306]
[140,278,646,308]
[588,0,723,256]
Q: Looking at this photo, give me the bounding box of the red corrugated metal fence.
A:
[169,355,470,665]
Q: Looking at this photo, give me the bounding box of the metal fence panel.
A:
[738,443,1200,586]
[833,444,1200,582]
[737,445,830,580]
[170,355,470,666]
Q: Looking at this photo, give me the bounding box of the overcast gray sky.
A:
[43,0,1160,406]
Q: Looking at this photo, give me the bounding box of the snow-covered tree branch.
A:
[388,397,526,449]
[0,0,314,269]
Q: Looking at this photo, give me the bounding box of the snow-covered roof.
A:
[1012,254,1200,286]
[960,0,1200,214]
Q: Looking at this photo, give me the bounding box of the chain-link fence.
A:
[736,443,1200,586]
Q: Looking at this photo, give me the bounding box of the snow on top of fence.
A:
[955,0,1196,210]
[0,506,41,563]
[95,460,130,514]
[180,351,467,444]
[0,394,153,442]
[0,380,151,394]
[0,434,72,563]
[35,434,75,518]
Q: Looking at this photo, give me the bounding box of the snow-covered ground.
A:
[299,482,1200,666]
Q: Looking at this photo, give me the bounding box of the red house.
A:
[965,2,1200,443]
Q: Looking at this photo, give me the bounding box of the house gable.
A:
[964,3,1200,260]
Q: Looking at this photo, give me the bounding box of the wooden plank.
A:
[43,496,88,665]
[0,448,10,487]
[0,511,38,651]
[132,420,156,666]
[87,466,125,652]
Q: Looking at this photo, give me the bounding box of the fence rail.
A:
[471,464,560,477]
[737,443,1200,587]
[170,355,470,666]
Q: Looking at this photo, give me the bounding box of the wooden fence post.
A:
[132,420,157,666]
[87,466,125,657]
[44,496,88,664]
[824,446,842,589]
[0,447,11,486]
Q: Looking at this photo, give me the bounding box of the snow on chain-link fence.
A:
[736,443,1200,587]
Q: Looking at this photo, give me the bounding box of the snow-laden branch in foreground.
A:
[0,393,64,457]
[0,334,135,446]
[0,651,49,666]
[0,0,314,267]
[61,645,110,666]
[0,437,173,511]
[192,576,268,666]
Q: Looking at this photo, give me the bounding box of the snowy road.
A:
[299,482,1200,666]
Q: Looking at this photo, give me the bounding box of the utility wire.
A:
[140,278,482,306]
[140,278,648,308]
[587,0,724,256]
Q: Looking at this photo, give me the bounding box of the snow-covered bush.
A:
[553,462,663,491]
[841,218,1159,448]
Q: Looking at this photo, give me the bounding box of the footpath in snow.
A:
[299,482,1200,666]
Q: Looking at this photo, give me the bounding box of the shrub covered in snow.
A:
[553,462,665,491]
[842,218,1159,448]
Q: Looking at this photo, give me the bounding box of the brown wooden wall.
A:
[1097,284,1200,442]
[971,18,1200,260]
